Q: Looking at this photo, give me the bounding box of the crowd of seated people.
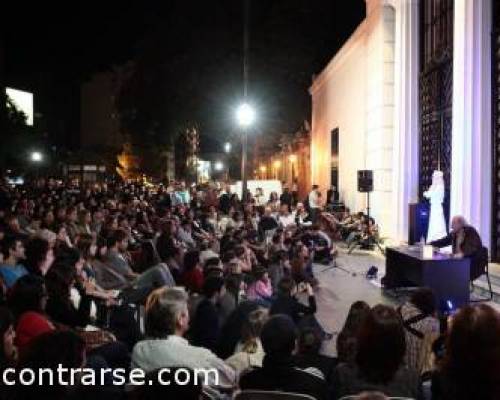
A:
[0,180,498,400]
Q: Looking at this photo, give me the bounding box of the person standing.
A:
[280,185,293,212]
[308,185,321,224]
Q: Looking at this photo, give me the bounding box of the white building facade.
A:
[310,0,499,258]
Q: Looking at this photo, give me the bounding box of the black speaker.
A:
[408,202,430,245]
[357,170,373,192]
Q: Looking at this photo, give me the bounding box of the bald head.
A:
[451,215,467,232]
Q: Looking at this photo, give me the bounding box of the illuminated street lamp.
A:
[31,151,43,162]
[236,103,256,127]
[235,102,256,200]
[224,142,232,153]
[214,161,224,171]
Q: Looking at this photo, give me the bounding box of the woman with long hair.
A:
[336,301,371,364]
[333,304,420,399]
[24,237,54,276]
[226,308,268,376]
[432,304,500,400]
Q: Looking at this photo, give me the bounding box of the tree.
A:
[0,92,42,174]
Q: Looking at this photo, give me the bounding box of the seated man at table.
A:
[430,215,482,258]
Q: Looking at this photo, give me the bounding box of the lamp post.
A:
[236,103,256,201]
[30,151,43,182]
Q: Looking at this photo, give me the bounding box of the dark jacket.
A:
[280,191,293,207]
[46,289,91,328]
[430,225,482,257]
[240,356,328,400]
[270,294,316,324]
[292,353,337,384]
[190,298,220,353]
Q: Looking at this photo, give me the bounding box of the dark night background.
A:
[2,1,365,155]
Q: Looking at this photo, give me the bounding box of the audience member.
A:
[336,301,371,365]
[0,237,27,289]
[239,314,328,400]
[132,287,235,388]
[225,308,268,376]
[293,326,337,384]
[190,276,225,352]
[431,304,500,400]
[332,304,421,399]
[399,288,439,374]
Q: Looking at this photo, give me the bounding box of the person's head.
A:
[2,236,25,263]
[145,287,190,338]
[410,287,437,316]
[0,306,16,365]
[451,215,467,233]
[78,209,91,226]
[24,237,53,276]
[183,250,200,272]
[342,301,371,334]
[92,209,104,224]
[43,210,55,227]
[6,215,20,232]
[8,274,47,316]
[66,206,77,223]
[253,266,268,282]
[44,262,77,302]
[234,245,246,259]
[55,207,66,221]
[261,315,297,359]
[17,331,85,399]
[204,257,223,277]
[75,233,94,260]
[55,246,84,274]
[54,224,68,242]
[107,228,129,252]
[106,216,119,231]
[277,277,297,297]
[442,304,500,400]
[356,305,406,384]
[279,203,289,215]
[312,185,319,191]
[297,326,323,355]
[202,276,225,300]
[240,308,269,353]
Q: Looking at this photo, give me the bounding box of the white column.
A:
[451,0,492,249]
[392,0,420,243]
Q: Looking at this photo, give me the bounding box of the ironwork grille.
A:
[491,0,500,260]
[419,0,454,223]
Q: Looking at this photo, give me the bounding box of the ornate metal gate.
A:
[419,0,454,224]
[491,0,500,260]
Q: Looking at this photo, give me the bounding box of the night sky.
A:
[3,1,365,151]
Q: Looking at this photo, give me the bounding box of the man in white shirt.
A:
[308,185,321,223]
[132,287,235,388]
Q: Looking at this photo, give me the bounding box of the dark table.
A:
[385,246,470,309]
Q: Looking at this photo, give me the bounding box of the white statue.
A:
[423,170,447,243]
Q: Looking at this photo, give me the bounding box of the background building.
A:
[80,65,131,150]
[311,0,497,257]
